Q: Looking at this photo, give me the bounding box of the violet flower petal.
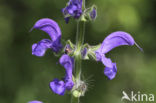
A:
[31,18,61,41]
[101,55,114,68]
[59,54,73,79]
[31,18,62,53]
[59,54,74,90]
[99,31,135,54]
[32,39,52,57]
[28,101,43,103]
[104,63,117,80]
[65,80,74,90]
[49,79,66,95]
[95,51,102,61]
[96,54,117,80]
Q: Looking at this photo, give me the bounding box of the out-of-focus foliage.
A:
[0,0,156,103]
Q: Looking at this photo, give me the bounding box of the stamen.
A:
[135,42,144,52]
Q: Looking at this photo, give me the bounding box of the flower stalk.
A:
[71,1,87,103]
[72,19,86,103]
[74,20,85,78]
[76,21,85,49]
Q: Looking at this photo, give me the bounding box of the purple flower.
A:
[50,54,74,95]
[30,18,63,57]
[62,0,83,23]
[28,101,43,103]
[95,31,141,80]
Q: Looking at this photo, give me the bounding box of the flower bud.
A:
[90,7,97,20]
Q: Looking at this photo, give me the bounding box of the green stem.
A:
[75,53,82,80]
[72,16,85,103]
[76,21,85,48]
[82,0,86,9]
[75,20,85,79]
[71,96,79,103]
[72,1,86,103]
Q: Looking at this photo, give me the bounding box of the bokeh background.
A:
[1,0,156,103]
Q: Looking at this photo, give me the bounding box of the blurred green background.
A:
[1,0,156,103]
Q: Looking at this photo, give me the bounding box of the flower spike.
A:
[28,0,143,100]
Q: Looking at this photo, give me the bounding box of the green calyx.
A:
[79,5,97,22]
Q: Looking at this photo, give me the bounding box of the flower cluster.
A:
[62,0,83,23]
[29,0,142,102]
